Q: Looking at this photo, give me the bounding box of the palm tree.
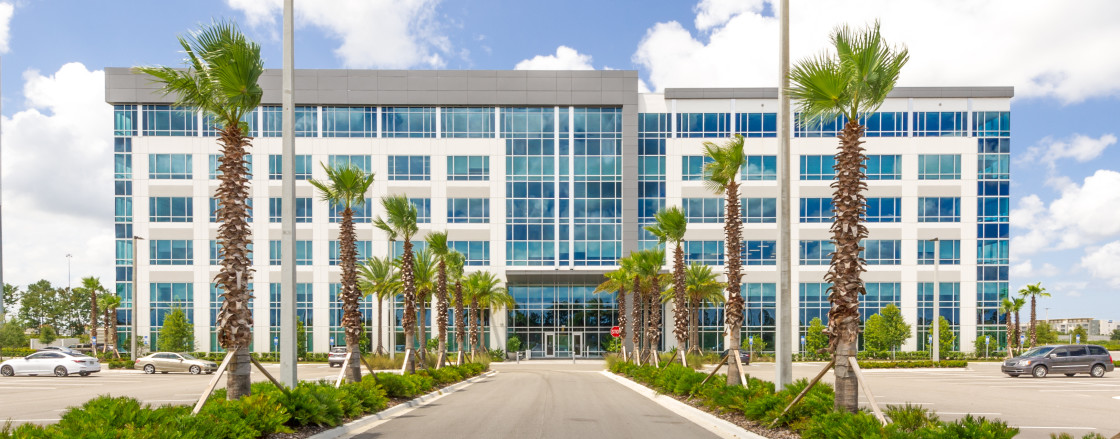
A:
[410,248,436,361]
[702,134,747,385]
[311,163,375,383]
[426,232,453,367]
[97,293,123,355]
[594,255,634,359]
[465,271,510,357]
[1018,283,1050,348]
[632,248,667,362]
[646,207,688,361]
[374,195,419,373]
[1011,297,1025,352]
[788,21,909,411]
[443,251,466,363]
[683,263,725,355]
[135,21,264,400]
[357,257,399,356]
[79,277,107,349]
[998,298,1015,357]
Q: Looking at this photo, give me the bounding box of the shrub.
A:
[884,403,939,432]
[802,410,884,439]
[279,382,345,427]
[937,414,1018,439]
[488,349,505,362]
[858,360,967,369]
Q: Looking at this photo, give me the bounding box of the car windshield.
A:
[179,354,198,360]
[1021,347,1054,357]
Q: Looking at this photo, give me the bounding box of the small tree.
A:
[296,318,308,359]
[1,320,29,348]
[1071,326,1088,344]
[1110,328,1120,341]
[1034,321,1059,345]
[864,314,888,353]
[158,308,194,352]
[973,331,1000,357]
[506,335,522,353]
[928,316,955,357]
[805,318,828,355]
[879,304,911,356]
[39,325,58,346]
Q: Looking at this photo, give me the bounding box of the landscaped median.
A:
[0,363,488,439]
[608,359,1027,439]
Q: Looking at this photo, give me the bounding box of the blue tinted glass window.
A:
[329,241,373,266]
[799,240,835,265]
[685,241,724,265]
[268,197,312,223]
[865,197,901,223]
[323,107,376,137]
[918,197,961,222]
[115,197,133,223]
[799,198,833,223]
[115,154,132,179]
[737,113,776,137]
[800,155,836,180]
[682,156,713,181]
[638,113,671,138]
[977,198,1010,223]
[501,107,555,139]
[742,240,776,265]
[978,154,1009,180]
[382,107,436,138]
[977,240,1009,265]
[914,112,966,137]
[442,107,494,138]
[449,241,490,266]
[202,110,256,137]
[447,156,490,181]
[861,239,901,265]
[683,198,724,223]
[918,239,961,265]
[260,106,316,137]
[149,154,192,179]
[142,105,196,136]
[741,198,776,223]
[268,154,312,180]
[327,155,371,174]
[149,283,193,328]
[677,113,730,138]
[973,111,1010,138]
[410,198,432,224]
[865,155,901,180]
[269,240,312,265]
[387,155,431,181]
[918,154,961,180]
[861,112,908,137]
[209,154,252,179]
[329,198,373,224]
[150,240,193,265]
[448,198,489,223]
[743,156,777,181]
[114,105,137,136]
[149,197,193,222]
[114,137,132,153]
[794,114,843,138]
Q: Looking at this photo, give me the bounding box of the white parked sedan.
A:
[0,351,101,377]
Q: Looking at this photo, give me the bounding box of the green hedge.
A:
[857,360,968,369]
[1,348,36,357]
[608,359,1019,438]
[0,363,489,439]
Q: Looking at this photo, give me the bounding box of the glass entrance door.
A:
[572,333,583,357]
[544,333,556,357]
[557,333,571,357]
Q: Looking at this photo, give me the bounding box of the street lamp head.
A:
[134,235,145,241]
[928,237,939,242]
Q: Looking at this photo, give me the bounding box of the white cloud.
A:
[1,63,114,289]
[1081,242,1120,287]
[226,0,452,69]
[1021,134,1118,164]
[633,0,1120,103]
[0,3,13,54]
[514,46,594,71]
[1010,260,1033,278]
[1012,170,1120,258]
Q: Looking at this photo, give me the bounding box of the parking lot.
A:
[745,360,1120,439]
[0,363,347,425]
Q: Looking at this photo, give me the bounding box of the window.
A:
[260,106,317,137]
[142,105,196,136]
[150,240,193,265]
[442,107,494,138]
[501,107,555,139]
[387,156,431,181]
[328,155,372,174]
[270,240,312,266]
[329,198,373,223]
[505,139,556,181]
[447,156,489,181]
[742,240,776,265]
[638,155,665,180]
[917,282,961,328]
[149,283,193,327]
[979,138,1010,154]
[799,240,835,265]
[865,197,901,223]
[973,111,1010,138]
[978,197,1009,223]
[977,240,1009,265]
[268,197,312,223]
[114,105,138,136]
[799,282,832,325]
[794,114,843,138]
[268,154,312,180]
[918,155,961,180]
[682,156,713,181]
[861,283,901,319]
[685,241,724,265]
[323,107,376,137]
[914,112,966,137]
[865,155,901,180]
[449,241,490,266]
[382,107,436,138]
[741,198,776,223]
[209,154,252,179]
[800,155,836,180]
[329,241,373,266]
[737,113,776,137]
[392,241,429,260]
[862,112,908,137]
[918,239,961,265]
[800,198,833,223]
[209,198,253,222]
[411,198,431,223]
[115,197,133,223]
[447,198,490,223]
[862,240,901,265]
[684,198,724,223]
[743,156,777,181]
[149,154,192,179]
[677,113,731,138]
[115,154,132,179]
[115,137,132,153]
[978,154,1009,180]
[203,111,256,137]
[149,197,193,222]
[639,113,671,138]
[918,197,961,222]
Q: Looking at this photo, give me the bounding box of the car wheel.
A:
[1032,365,1048,378]
[1091,364,1106,378]
[1007,373,1020,377]
[189,366,201,375]
[1065,373,1076,377]
[1,365,13,377]
[54,366,69,377]
[144,364,155,374]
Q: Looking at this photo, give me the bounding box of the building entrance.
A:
[543,332,584,358]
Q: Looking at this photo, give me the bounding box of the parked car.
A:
[135,352,218,375]
[328,347,349,367]
[722,349,751,366]
[1,351,101,377]
[1002,344,1114,378]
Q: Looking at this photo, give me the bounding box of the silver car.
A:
[1,351,101,377]
[136,352,218,375]
[1002,344,1115,378]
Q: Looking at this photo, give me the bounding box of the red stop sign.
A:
[610,326,621,337]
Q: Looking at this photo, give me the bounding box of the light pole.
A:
[774,0,793,391]
[66,253,72,292]
[929,238,940,364]
[131,235,143,360]
[278,0,299,389]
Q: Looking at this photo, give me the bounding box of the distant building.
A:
[1022,318,1100,336]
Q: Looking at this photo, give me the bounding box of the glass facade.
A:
[507,285,616,357]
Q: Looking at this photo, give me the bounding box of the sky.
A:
[0,0,1117,322]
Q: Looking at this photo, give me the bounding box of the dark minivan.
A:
[1002,344,1114,378]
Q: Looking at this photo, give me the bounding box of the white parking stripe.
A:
[940,412,1001,415]
[1017,426,1095,430]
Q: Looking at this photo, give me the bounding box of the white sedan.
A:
[0,351,101,377]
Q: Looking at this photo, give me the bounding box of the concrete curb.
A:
[308,370,498,439]
[600,370,769,439]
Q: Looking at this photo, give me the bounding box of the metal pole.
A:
[66,253,72,291]
[278,0,298,389]
[131,236,143,360]
[774,0,793,391]
[0,55,5,326]
[930,238,939,363]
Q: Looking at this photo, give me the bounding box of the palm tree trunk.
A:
[401,239,417,374]
[1029,296,1037,348]
[647,277,663,357]
[418,296,427,361]
[469,299,480,358]
[103,309,113,354]
[689,300,700,355]
[672,243,687,356]
[436,261,448,367]
[1004,311,1013,358]
[214,125,255,399]
[825,121,868,412]
[90,293,99,352]
[477,310,486,353]
[616,286,627,357]
[339,208,362,383]
[455,281,465,365]
[375,295,385,355]
[724,179,745,386]
[631,275,642,363]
